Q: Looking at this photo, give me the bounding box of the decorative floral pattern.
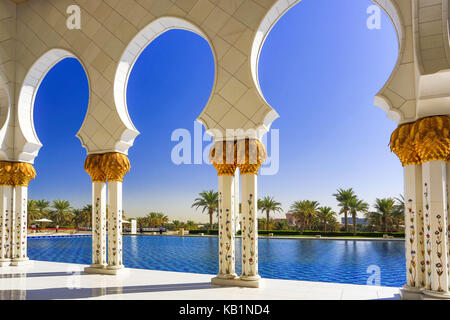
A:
[406,198,416,287]
[0,190,10,260]
[241,181,259,278]
[93,193,106,266]
[108,204,123,267]
[423,182,432,290]
[418,208,425,287]
[435,213,444,292]
[217,178,237,277]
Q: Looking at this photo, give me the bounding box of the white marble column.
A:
[234,169,240,234]
[240,173,260,282]
[403,165,425,293]
[422,161,450,298]
[91,181,107,268]
[11,186,28,265]
[0,185,12,266]
[447,161,450,292]
[107,181,123,271]
[216,174,237,279]
[9,187,17,262]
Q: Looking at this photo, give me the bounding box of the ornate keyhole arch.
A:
[16,49,90,163]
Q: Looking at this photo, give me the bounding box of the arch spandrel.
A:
[374,0,450,124]
[11,0,450,159]
[13,0,284,155]
[0,73,13,162]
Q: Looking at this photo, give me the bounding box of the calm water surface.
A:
[28,236,405,287]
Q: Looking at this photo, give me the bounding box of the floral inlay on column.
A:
[424,182,432,290]
[407,199,416,287]
[85,154,107,268]
[210,141,237,279]
[237,138,267,281]
[102,152,130,270]
[391,116,450,296]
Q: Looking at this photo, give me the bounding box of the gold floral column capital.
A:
[0,161,14,186]
[84,154,107,183]
[412,116,450,162]
[209,141,237,176]
[101,152,131,182]
[390,122,420,166]
[390,115,450,165]
[11,163,36,187]
[236,139,267,175]
[0,161,35,186]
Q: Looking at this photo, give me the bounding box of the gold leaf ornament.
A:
[236,139,267,175]
[101,152,131,182]
[412,116,450,163]
[0,162,36,186]
[209,141,237,176]
[390,122,420,166]
[390,116,450,165]
[84,154,106,182]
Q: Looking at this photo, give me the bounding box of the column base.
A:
[0,259,11,267]
[216,273,238,280]
[422,290,450,300]
[84,265,129,275]
[400,285,423,300]
[11,257,29,266]
[211,276,261,288]
[240,274,261,282]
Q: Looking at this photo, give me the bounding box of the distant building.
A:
[285,213,296,226]
[341,217,368,226]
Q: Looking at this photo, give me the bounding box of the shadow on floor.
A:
[374,294,401,300]
[0,282,213,300]
[0,272,84,279]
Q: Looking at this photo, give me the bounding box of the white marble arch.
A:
[15,49,89,163]
[0,74,11,161]
[250,0,404,124]
[113,16,215,145]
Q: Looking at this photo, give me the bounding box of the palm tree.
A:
[316,206,336,232]
[372,198,396,232]
[333,188,356,232]
[257,196,283,230]
[171,220,183,230]
[289,200,320,233]
[72,209,83,229]
[136,217,146,230]
[274,219,289,231]
[27,200,40,225]
[392,195,405,231]
[81,204,92,228]
[191,190,218,229]
[50,200,73,226]
[348,198,369,235]
[158,213,169,226]
[185,220,196,230]
[35,199,50,218]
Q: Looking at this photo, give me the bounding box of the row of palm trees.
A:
[28,199,131,229]
[332,188,404,234]
[191,188,405,235]
[135,213,201,231]
[288,200,339,232]
[136,212,169,229]
[27,199,92,228]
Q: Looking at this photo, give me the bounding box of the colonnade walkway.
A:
[0,260,400,300]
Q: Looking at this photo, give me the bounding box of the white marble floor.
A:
[0,260,401,300]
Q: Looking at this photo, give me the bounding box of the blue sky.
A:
[30,0,401,222]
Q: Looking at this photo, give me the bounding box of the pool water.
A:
[28,236,406,287]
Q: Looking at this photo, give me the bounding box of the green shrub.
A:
[189,229,218,235]
[190,229,405,238]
